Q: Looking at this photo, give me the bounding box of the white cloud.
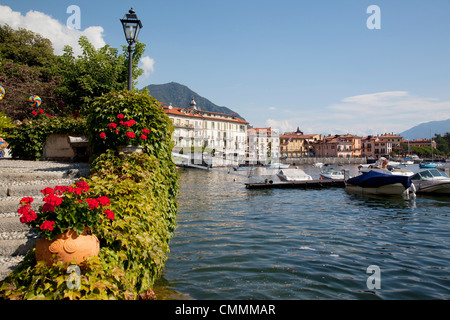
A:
[263,91,450,136]
[268,106,277,111]
[0,5,105,56]
[140,56,155,78]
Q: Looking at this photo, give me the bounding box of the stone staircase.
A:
[0,159,89,281]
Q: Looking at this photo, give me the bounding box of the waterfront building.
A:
[314,134,361,158]
[407,138,436,149]
[280,127,322,158]
[247,127,280,164]
[361,134,400,159]
[163,98,248,165]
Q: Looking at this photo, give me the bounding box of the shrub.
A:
[86,89,174,161]
[7,115,87,160]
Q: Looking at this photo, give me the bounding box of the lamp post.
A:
[120,8,143,91]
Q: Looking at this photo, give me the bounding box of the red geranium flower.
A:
[140,134,147,140]
[85,198,99,210]
[99,132,106,139]
[44,194,63,207]
[117,114,125,119]
[108,122,117,129]
[142,128,150,135]
[126,131,135,139]
[20,209,37,223]
[41,187,54,196]
[31,111,38,116]
[42,203,56,213]
[40,221,55,231]
[96,196,111,206]
[104,209,115,220]
[75,181,90,192]
[39,109,45,114]
[20,197,34,205]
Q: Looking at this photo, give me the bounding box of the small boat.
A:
[345,170,416,197]
[233,164,255,171]
[320,168,344,180]
[265,162,290,169]
[277,168,313,182]
[411,169,450,194]
[419,162,438,168]
[359,157,414,176]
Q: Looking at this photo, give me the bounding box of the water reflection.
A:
[161,167,450,300]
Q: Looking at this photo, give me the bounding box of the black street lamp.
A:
[120,8,143,91]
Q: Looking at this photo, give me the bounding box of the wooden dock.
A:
[245,179,346,189]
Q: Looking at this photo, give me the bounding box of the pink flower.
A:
[99,132,106,139]
[126,131,135,139]
[142,129,150,135]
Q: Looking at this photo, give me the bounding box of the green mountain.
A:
[144,82,245,120]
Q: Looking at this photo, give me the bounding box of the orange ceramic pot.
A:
[35,228,100,267]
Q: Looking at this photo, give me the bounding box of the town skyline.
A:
[1,1,449,136]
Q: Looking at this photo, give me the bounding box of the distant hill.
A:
[143,82,245,120]
[399,119,450,140]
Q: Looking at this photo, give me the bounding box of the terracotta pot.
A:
[117,145,143,159]
[35,228,100,267]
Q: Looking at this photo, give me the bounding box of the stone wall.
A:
[280,157,367,165]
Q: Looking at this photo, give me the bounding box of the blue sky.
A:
[1,0,450,136]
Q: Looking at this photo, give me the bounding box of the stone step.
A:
[0,232,38,256]
[0,196,44,215]
[0,216,30,233]
[0,255,25,281]
[0,178,79,198]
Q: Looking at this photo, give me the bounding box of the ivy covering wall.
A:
[0,91,179,299]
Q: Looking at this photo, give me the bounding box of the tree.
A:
[0,25,61,120]
[55,36,145,115]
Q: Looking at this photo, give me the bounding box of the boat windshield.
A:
[412,169,449,180]
[429,169,448,178]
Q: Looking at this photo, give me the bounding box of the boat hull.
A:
[413,181,450,194]
[345,183,407,196]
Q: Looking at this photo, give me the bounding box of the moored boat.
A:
[419,162,438,168]
[265,162,289,169]
[320,168,344,180]
[345,170,416,198]
[411,169,450,194]
[277,168,313,182]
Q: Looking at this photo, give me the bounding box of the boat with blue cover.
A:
[345,170,416,197]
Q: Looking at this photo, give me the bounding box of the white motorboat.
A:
[320,168,344,180]
[265,162,290,169]
[411,169,450,194]
[277,168,313,182]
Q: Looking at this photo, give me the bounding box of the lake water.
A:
[158,164,450,300]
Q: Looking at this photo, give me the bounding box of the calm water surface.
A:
[159,165,450,300]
